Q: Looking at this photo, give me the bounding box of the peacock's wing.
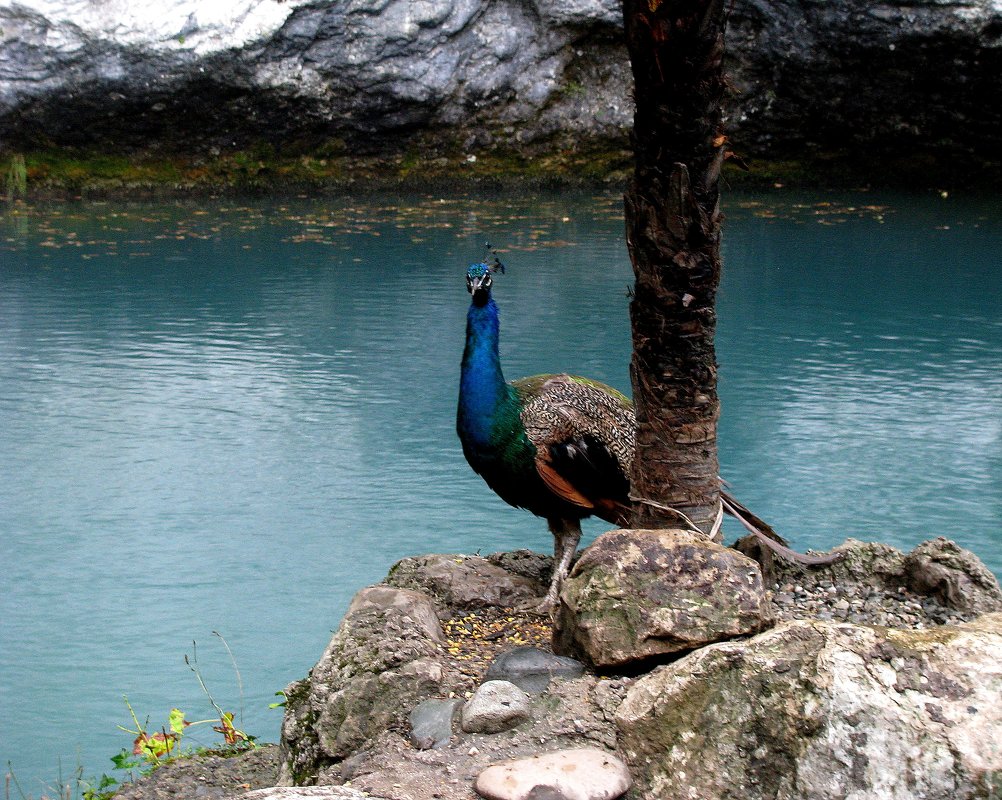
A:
[512,374,635,524]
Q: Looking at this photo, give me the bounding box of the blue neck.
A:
[459,296,511,446]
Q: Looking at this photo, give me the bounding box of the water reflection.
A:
[717,195,1002,559]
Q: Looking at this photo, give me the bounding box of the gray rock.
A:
[616,613,1002,800]
[474,747,631,800]
[904,537,1002,615]
[724,0,1002,169]
[387,553,544,612]
[734,536,906,590]
[554,529,772,668]
[486,646,585,694]
[461,680,532,734]
[278,584,460,784]
[342,584,445,642]
[112,745,279,800]
[487,550,554,587]
[408,697,464,750]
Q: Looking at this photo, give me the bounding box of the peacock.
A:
[457,257,834,610]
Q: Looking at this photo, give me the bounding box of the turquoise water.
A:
[1,190,1000,791]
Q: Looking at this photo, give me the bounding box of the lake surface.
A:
[1,189,1000,791]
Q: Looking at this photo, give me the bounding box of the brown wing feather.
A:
[535,457,596,510]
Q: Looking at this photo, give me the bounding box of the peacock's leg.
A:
[540,518,582,612]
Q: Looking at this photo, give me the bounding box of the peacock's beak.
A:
[470,274,489,294]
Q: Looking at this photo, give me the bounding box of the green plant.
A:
[73,633,256,799]
[117,698,187,763]
[79,770,118,800]
[115,634,253,769]
[4,154,27,199]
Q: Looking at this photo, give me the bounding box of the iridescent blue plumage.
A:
[457,274,510,454]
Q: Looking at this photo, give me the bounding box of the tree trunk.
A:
[624,0,727,534]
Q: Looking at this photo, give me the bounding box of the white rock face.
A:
[0,0,630,150]
[10,0,299,53]
[1,0,1000,163]
[616,614,1002,800]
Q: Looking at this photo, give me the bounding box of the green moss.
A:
[721,149,1002,193]
[3,153,27,198]
[885,624,964,654]
[3,141,999,198]
[0,138,627,198]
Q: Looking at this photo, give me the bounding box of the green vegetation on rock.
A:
[7,139,992,200]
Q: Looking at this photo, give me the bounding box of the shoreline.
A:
[4,146,1000,202]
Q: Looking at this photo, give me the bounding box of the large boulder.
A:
[278,585,461,785]
[554,529,772,668]
[616,613,1002,800]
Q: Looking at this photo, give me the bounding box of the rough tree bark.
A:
[624,0,728,534]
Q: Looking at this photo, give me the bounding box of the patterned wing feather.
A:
[513,374,635,524]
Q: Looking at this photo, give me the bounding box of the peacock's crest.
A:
[467,242,506,280]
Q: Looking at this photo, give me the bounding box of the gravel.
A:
[769,580,973,629]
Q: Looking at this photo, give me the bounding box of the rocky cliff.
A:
[0,0,630,155]
[2,0,1001,176]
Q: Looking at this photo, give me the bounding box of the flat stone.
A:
[243,788,386,799]
[409,697,464,750]
[473,747,631,800]
[387,554,544,611]
[461,680,531,734]
[486,646,585,694]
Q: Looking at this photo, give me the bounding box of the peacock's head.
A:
[466,263,493,302]
[466,245,506,305]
